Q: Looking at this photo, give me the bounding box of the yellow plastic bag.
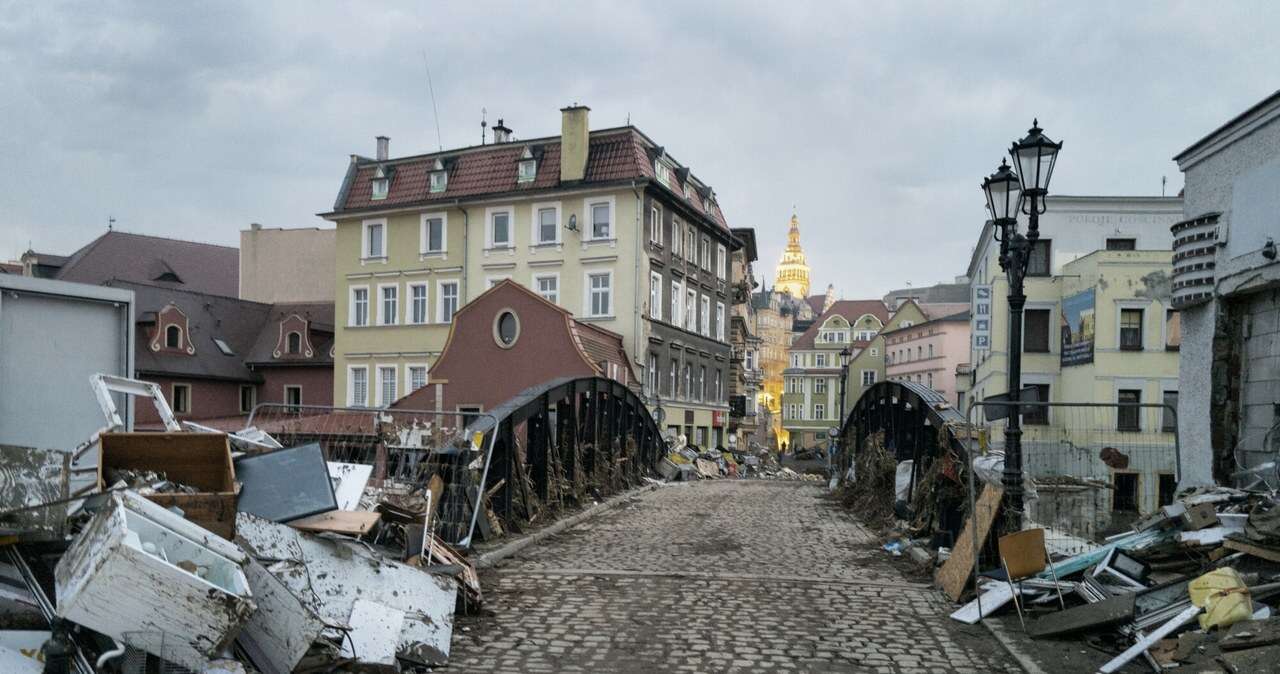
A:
[1188,568,1253,630]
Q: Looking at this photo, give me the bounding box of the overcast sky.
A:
[2,2,1276,296]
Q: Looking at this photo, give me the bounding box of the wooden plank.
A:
[426,474,444,524]
[935,483,1002,602]
[949,580,1022,624]
[1224,537,1280,563]
[286,510,380,536]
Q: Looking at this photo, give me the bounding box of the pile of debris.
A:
[656,436,772,481]
[0,375,480,673]
[939,484,1280,672]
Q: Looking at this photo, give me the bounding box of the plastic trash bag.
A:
[1189,567,1253,630]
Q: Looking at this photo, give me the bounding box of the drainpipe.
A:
[457,201,469,302]
[632,181,643,374]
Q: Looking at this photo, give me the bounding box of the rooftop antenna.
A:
[1161,175,1167,197]
[421,51,444,152]
[108,216,115,231]
[480,107,487,146]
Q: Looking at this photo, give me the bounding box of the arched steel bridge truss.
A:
[836,380,966,503]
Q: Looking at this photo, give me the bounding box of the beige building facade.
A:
[240,225,335,304]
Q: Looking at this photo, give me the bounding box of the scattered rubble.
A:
[0,374,481,673]
[935,485,1280,671]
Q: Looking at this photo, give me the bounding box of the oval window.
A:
[494,310,520,348]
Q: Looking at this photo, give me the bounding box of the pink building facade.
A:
[883,309,970,406]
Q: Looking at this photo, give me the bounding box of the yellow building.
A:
[966,195,1184,521]
[323,106,738,427]
[774,214,811,298]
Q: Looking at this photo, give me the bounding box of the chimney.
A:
[492,119,512,143]
[560,105,590,183]
[376,136,389,161]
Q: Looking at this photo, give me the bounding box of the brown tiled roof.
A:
[570,320,638,383]
[805,294,826,314]
[333,127,730,232]
[920,303,971,320]
[0,261,22,274]
[790,300,890,350]
[54,231,239,298]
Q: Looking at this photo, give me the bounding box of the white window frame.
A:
[407,363,430,393]
[699,295,710,337]
[531,201,562,245]
[486,274,511,289]
[671,280,682,326]
[1115,299,1152,351]
[671,219,682,257]
[815,378,827,394]
[649,271,663,320]
[349,285,370,327]
[701,236,711,269]
[376,365,398,408]
[685,288,697,331]
[348,365,369,407]
[420,212,447,256]
[284,385,302,407]
[407,282,429,325]
[533,272,560,304]
[814,403,826,420]
[716,243,727,279]
[715,301,725,341]
[239,384,256,413]
[371,176,389,201]
[584,196,616,241]
[486,206,515,249]
[437,279,459,323]
[1114,378,1149,432]
[650,205,663,245]
[685,227,697,262]
[517,158,537,183]
[429,169,447,193]
[584,270,614,317]
[378,283,399,326]
[861,370,877,387]
[361,218,387,261]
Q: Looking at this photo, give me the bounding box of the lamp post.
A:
[838,345,853,424]
[981,119,1062,530]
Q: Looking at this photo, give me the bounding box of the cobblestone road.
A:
[446,481,1018,673]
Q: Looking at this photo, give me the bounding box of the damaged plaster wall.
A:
[1176,103,1280,487]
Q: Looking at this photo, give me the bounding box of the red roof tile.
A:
[336,128,731,232]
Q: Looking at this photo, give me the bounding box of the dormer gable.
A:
[151,303,195,355]
[429,158,450,193]
[273,313,315,359]
[371,165,395,201]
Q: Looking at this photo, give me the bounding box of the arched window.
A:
[287,331,302,354]
[166,325,181,348]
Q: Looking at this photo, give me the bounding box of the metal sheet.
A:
[328,462,373,511]
[236,513,455,667]
[238,558,326,674]
[235,443,337,522]
[342,599,403,669]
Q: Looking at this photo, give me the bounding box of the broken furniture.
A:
[54,490,256,671]
[98,432,239,539]
[233,443,337,523]
[998,528,1067,631]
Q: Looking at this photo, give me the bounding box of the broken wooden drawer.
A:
[55,490,256,671]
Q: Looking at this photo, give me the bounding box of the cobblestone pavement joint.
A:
[447,480,1021,673]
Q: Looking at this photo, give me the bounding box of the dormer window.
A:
[166,325,182,349]
[371,166,391,201]
[655,160,670,186]
[429,158,448,193]
[287,331,302,354]
[517,146,537,183]
[518,159,536,183]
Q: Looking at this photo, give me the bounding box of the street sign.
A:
[972,284,992,349]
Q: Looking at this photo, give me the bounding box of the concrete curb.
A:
[473,483,661,569]
[981,617,1045,674]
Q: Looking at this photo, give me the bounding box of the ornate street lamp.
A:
[837,345,853,426]
[982,120,1062,530]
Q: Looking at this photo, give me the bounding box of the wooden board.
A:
[1224,537,1280,563]
[287,510,380,536]
[935,483,1003,602]
[426,474,444,524]
[1027,592,1135,638]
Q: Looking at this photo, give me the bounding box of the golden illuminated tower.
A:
[774,213,811,298]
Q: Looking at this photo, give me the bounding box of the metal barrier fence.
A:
[245,403,498,547]
[965,400,1179,558]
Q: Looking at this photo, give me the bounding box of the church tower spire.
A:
[774,212,811,298]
